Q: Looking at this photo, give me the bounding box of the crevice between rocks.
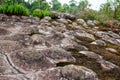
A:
[1,53,31,80]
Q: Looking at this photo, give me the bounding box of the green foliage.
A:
[0,4,29,16]
[99,0,120,20]
[0,0,90,14]
[80,10,99,21]
[32,9,54,18]
[51,0,61,11]
[0,0,6,5]
[116,14,120,20]
[78,0,89,11]
[59,3,69,12]
[31,0,50,11]
[69,0,77,7]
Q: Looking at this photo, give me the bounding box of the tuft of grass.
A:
[32,9,54,18]
[0,4,29,16]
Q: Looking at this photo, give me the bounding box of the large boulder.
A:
[10,47,75,71]
[36,65,98,80]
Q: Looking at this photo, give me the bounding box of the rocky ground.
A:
[0,13,120,80]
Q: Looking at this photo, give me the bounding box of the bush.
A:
[32,9,54,18]
[116,15,120,21]
[79,10,107,23]
[0,4,29,16]
[79,10,98,21]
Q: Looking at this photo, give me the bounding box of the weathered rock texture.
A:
[0,14,120,80]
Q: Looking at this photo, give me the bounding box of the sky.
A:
[46,0,107,10]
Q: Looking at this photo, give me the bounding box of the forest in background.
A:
[0,0,120,23]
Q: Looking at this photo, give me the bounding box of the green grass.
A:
[32,9,54,18]
[0,4,29,16]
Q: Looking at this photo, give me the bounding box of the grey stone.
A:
[44,16,52,21]
[91,40,106,46]
[40,19,49,23]
[99,60,120,71]
[11,47,75,71]
[36,65,98,80]
[87,20,95,27]
[93,20,100,25]
[76,32,95,40]
[107,31,120,39]
[63,13,76,20]
[57,18,68,24]
[79,51,103,60]
[77,19,88,27]
[106,48,117,53]
[95,31,120,46]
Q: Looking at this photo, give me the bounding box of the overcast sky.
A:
[46,0,107,10]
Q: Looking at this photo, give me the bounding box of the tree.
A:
[100,0,120,19]
[68,6,78,14]
[78,0,89,11]
[100,1,112,17]
[69,0,77,7]
[112,0,120,18]
[59,3,69,12]
[68,0,78,14]
[16,0,25,4]
[51,0,61,11]
[28,0,50,12]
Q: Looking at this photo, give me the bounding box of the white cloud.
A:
[88,0,107,10]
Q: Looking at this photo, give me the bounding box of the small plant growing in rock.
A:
[32,9,54,18]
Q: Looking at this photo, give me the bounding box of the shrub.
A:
[116,15,120,21]
[32,9,54,18]
[79,10,108,23]
[0,4,29,16]
[79,10,98,21]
